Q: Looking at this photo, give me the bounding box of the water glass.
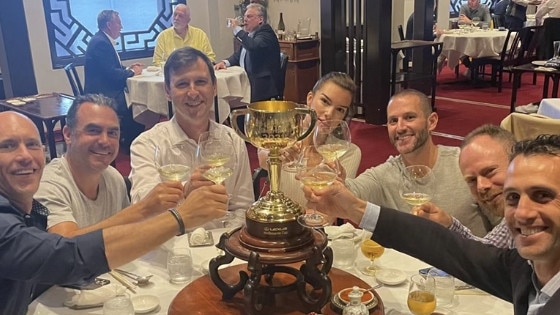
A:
[167,248,193,284]
[103,295,134,315]
[331,238,357,270]
[427,268,455,308]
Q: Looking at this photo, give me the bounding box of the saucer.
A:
[131,295,159,313]
[375,268,407,285]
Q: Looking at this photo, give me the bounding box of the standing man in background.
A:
[214,3,282,102]
[84,10,145,152]
[153,4,216,66]
[506,0,542,30]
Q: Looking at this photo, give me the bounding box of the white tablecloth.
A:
[438,29,510,69]
[126,66,250,128]
[538,98,560,118]
[28,228,513,315]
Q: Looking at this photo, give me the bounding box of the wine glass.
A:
[154,145,191,183]
[359,239,385,276]
[399,165,435,211]
[313,119,351,174]
[296,162,338,228]
[407,275,437,315]
[471,17,481,29]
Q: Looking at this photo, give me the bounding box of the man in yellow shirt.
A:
[153,4,216,66]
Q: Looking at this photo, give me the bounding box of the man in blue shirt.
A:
[0,111,228,314]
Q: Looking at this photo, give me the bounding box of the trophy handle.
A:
[229,108,251,143]
[294,108,317,141]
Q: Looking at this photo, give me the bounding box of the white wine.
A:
[203,166,233,184]
[300,171,337,190]
[360,239,384,260]
[407,290,436,315]
[158,164,191,182]
[401,192,432,206]
[317,143,348,162]
[204,152,230,167]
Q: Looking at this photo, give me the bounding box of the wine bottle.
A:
[278,12,285,32]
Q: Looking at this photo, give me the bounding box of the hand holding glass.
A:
[296,162,337,228]
[399,165,435,210]
[154,145,191,182]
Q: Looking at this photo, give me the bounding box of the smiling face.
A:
[504,154,560,265]
[0,112,45,210]
[63,102,120,173]
[386,94,437,155]
[165,57,217,129]
[459,135,509,217]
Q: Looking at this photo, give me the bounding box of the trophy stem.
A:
[267,152,282,192]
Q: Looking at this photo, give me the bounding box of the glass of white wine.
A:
[407,274,437,315]
[471,17,481,29]
[296,162,337,228]
[399,165,435,211]
[313,119,351,174]
[359,239,385,276]
[154,145,191,183]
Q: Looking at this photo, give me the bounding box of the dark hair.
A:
[390,89,432,117]
[164,47,216,90]
[461,124,516,156]
[311,72,357,119]
[511,134,560,161]
[97,10,119,30]
[66,94,118,129]
[246,3,267,23]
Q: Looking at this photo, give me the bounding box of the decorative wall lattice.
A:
[43,0,173,68]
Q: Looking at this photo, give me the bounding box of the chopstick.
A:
[109,270,136,293]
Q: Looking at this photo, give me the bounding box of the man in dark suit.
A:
[214,3,282,102]
[84,10,145,151]
[303,134,560,314]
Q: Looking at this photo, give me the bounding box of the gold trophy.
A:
[230,100,317,242]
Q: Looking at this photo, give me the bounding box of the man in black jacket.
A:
[303,134,560,314]
[214,3,282,102]
[84,10,145,152]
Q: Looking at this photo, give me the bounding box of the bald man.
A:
[0,111,227,314]
[153,4,216,65]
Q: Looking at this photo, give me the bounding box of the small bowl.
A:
[131,295,159,313]
[337,287,374,305]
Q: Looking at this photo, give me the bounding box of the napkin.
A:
[146,66,160,72]
[190,227,208,246]
[324,223,356,239]
[65,284,126,308]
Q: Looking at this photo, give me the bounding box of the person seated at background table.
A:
[0,111,227,315]
[256,72,362,205]
[505,0,542,30]
[535,0,560,25]
[153,4,216,66]
[84,9,145,153]
[304,133,560,314]
[345,89,496,236]
[130,47,254,227]
[459,0,492,25]
[214,3,282,102]
[34,94,184,238]
[415,124,515,248]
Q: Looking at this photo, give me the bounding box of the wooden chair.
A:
[63,63,84,96]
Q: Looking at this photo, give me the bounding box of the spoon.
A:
[115,269,153,286]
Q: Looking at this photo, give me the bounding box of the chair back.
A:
[540,17,560,60]
[521,25,544,64]
[63,63,84,96]
[500,112,560,141]
[278,52,289,99]
[492,14,506,29]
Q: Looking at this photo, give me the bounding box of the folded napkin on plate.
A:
[324,223,356,239]
[65,284,126,307]
[190,227,208,245]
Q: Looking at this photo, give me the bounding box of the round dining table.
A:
[125,66,251,129]
[27,228,513,315]
[438,28,511,69]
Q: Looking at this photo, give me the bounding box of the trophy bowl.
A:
[230,100,316,241]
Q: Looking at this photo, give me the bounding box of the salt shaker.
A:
[342,286,368,315]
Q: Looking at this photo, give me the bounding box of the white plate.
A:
[131,295,159,313]
[532,60,547,66]
[375,268,407,286]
